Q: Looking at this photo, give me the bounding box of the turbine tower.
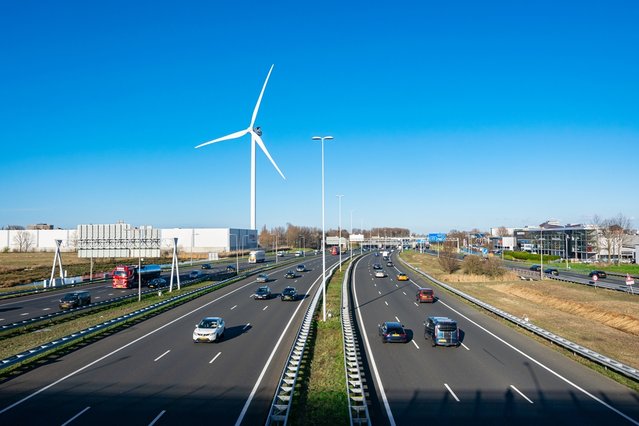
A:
[195,65,285,230]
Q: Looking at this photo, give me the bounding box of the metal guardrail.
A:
[341,256,370,426]
[266,258,347,425]
[398,256,639,382]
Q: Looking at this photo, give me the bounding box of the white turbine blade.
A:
[195,128,249,149]
[252,131,286,180]
[250,64,274,128]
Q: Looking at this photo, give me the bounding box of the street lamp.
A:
[313,135,334,322]
[336,194,344,271]
[300,236,306,257]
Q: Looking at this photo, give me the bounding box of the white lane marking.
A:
[461,343,470,351]
[0,277,264,416]
[108,293,114,296]
[352,262,397,426]
[243,323,251,331]
[384,301,388,306]
[378,291,381,295]
[445,383,460,402]
[402,291,406,296]
[148,410,166,426]
[154,350,171,362]
[209,352,222,364]
[395,316,401,323]
[231,305,237,310]
[0,319,4,322]
[510,385,534,404]
[395,284,398,288]
[262,305,268,311]
[434,297,639,424]
[61,406,91,426]
[20,313,29,316]
[412,340,420,349]
[43,308,51,311]
[94,296,101,299]
[234,269,326,426]
[414,302,419,307]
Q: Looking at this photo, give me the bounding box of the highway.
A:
[351,252,639,425]
[0,253,338,425]
[0,259,271,326]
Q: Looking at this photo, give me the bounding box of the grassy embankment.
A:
[289,263,349,426]
[400,251,639,390]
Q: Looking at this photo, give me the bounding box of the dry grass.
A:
[401,251,639,370]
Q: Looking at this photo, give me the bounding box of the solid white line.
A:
[234,271,326,426]
[61,406,91,426]
[148,410,166,426]
[412,340,420,349]
[243,323,250,331]
[461,343,470,351]
[444,383,460,402]
[436,298,639,424]
[384,301,388,306]
[353,261,397,426]
[154,350,170,362]
[0,277,264,416]
[209,352,222,364]
[510,385,534,404]
[262,305,268,311]
[231,305,237,310]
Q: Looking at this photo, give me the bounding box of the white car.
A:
[375,270,386,278]
[193,317,225,343]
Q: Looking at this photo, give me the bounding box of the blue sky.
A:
[1,1,638,234]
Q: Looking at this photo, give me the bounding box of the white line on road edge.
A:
[353,261,397,426]
[231,305,237,310]
[444,383,460,402]
[0,277,263,416]
[61,406,90,426]
[154,350,170,362]
[209,352,222,364]
[148,410,166,426]
[461,343,470,351]
[234,270,326,426]
[243,323,251,331]
[436,299,639,425]
[510,385,533,404]
[412,340,420,349]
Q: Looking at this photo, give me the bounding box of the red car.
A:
[416,288,435,303]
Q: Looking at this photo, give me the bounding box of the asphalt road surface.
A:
[0,254,340,425]
[352,252,639,425]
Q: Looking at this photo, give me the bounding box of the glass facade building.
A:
[513,225,599,261]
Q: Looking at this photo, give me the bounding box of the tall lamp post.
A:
[300,236,306,257]
[336,194,344,271]
[313,135,334,322]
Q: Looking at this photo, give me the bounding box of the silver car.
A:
[193,317,225,343]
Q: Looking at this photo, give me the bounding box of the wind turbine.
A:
[195,64,285,230]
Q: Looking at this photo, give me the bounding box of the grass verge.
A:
[289,264,349,426]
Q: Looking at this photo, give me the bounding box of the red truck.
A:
[112,264,162,289]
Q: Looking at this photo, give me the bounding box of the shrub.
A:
[438,249,460,274]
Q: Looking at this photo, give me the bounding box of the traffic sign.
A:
[626,274,635,286]
[592,274,598,282]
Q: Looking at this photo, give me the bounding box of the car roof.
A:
[429,316,456,324]
[383,321,402,328]
[201,316,222,321]
[418,288,433,292]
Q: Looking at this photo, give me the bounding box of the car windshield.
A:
[199,319,218,328]
[62,294,79,301]
[113,271,127,277]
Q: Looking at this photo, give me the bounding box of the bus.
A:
[248,250,266,263]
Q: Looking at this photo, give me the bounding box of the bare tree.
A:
[496,226,510,237]
[595,214,633,264]
[438,245,460,274]
[13,230,34,252]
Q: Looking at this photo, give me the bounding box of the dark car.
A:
[148,277,169,289]
[201,263,212,270]
[296,264,306,272]
[285,270,296,279]
[589,270,607,279]
[226,265,237,273]
[281,286,297,301]
[529,264,542,272]
[378,321,408,343]
[59,291,91,310]
[373,263,382,270]
[544,268,559,276]
[424,316,460,347]
[254,286,272,300]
